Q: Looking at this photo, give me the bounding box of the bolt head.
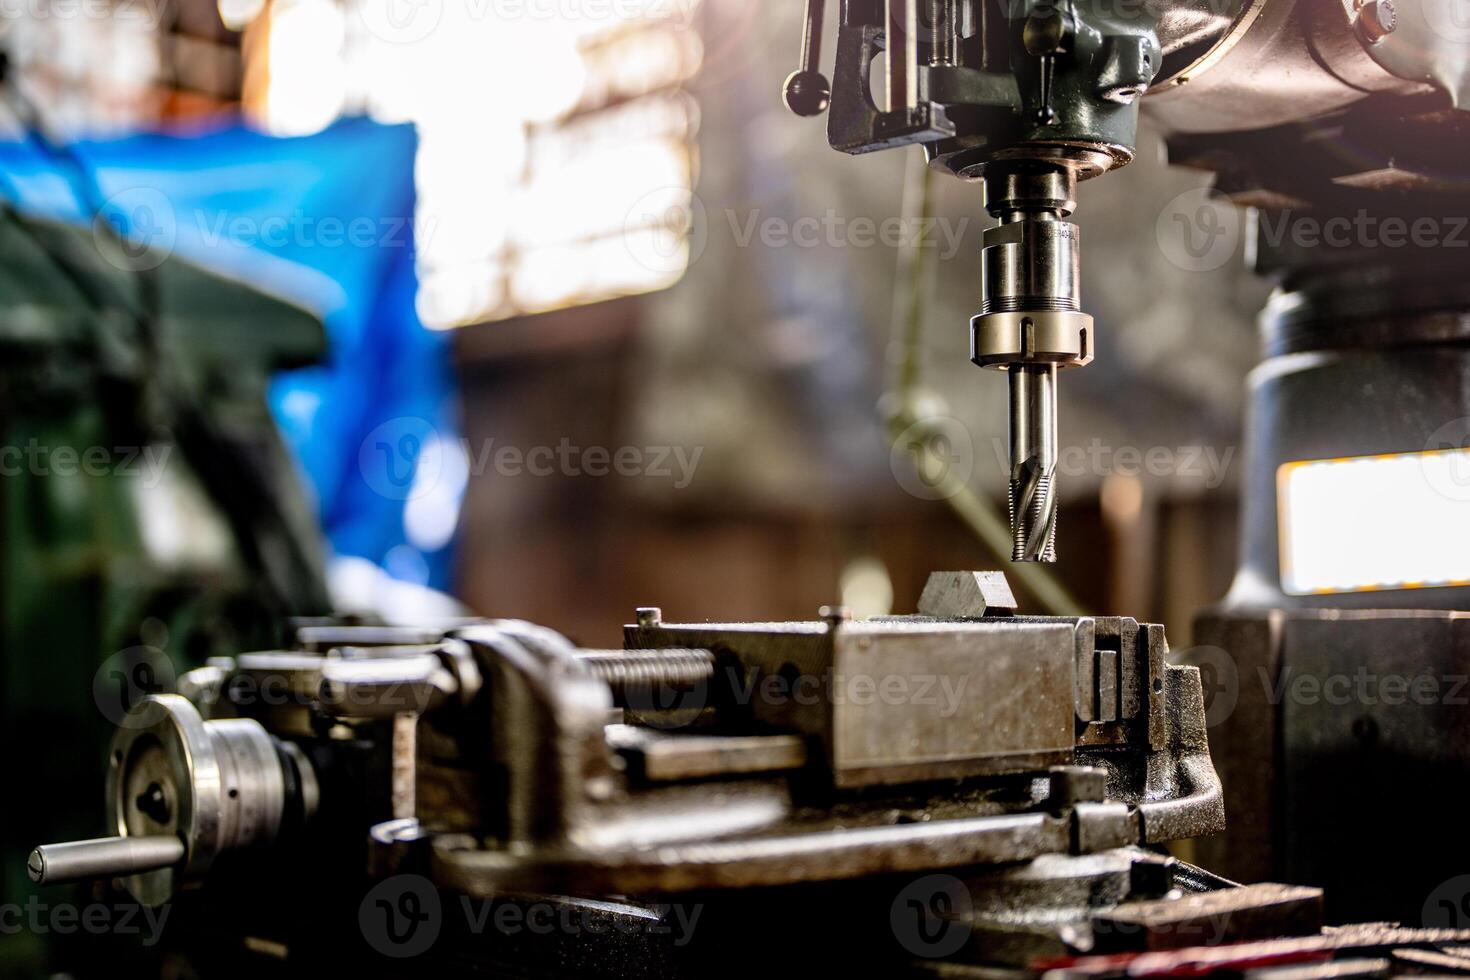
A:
[1357,0,1396,42]
[635,607,662,628]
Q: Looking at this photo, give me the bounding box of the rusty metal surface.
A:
[1047,926,1470,978]
[604,725,808,782]
[626,617,1078,787]
[427,606,1227,897]
[1091,883,1324,953]
[35,572,1283,979]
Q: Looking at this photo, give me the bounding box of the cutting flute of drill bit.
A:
[1009,363,1058,562]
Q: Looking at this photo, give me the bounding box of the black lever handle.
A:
[783,0,832,117]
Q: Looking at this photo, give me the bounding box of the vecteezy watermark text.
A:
[725,209,973,261]
[989,438,1235,488]
[1158,186,1470,274]
[359,418,705,501]
[0,0,167,26]
[0,441,172,488]
[725,665,969,717]
[1179,646,1470,730]
[1257,210,1470,251]
[465,439,702,488]
[0,897,170,946]
[620,663,973,732]
[359,875,701,958]
[357,0,699,46]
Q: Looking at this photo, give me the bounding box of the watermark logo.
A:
[93,646,177,727]
[358,875,702,956]
[1423,875,1470,928]
[1156,186,1241,273]
[625,187,708,275]
[621,672,712,731]
[1424,417,1470,502]
[357,0,444,43]
[94,187,178,272]
[891,874,973,958]
[1176,646,1239,728]
[360,875,443,958]
[1422,0,1470,43]
[890,414,975,502]
[359,417,442,502]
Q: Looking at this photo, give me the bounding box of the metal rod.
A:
[28,835,185,885]
[886,0,919,112]
[799,0,827,72]
[784,0,833,117]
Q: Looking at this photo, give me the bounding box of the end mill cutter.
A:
[971,164,1094,563]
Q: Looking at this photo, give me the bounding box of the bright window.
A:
[1278,449,1470,595]
[250,0,703,328]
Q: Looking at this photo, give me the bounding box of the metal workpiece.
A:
[916,569,1019,618]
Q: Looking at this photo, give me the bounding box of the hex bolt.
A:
[1357,0,1396,42]
[635,607,662,628]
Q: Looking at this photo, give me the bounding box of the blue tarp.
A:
[0,116,461,591]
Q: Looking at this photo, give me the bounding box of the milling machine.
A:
[24,573,1470,976]
[21,0,1470,974]
[782,0,1470,925]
